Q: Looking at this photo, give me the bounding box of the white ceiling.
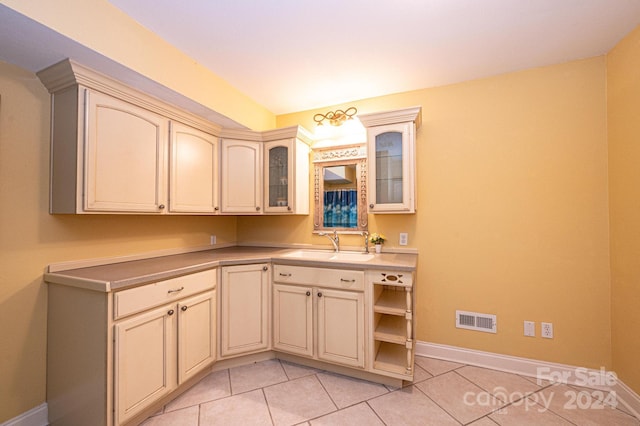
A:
[107,0,640,114]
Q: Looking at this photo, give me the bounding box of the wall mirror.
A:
[313,144,368,232]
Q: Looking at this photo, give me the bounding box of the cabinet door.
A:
[264,140,293,213]
[220,140,263,213]
[114,304,176,425]
[220,264,270,357]
[170,122,219,213]
[85,90,168,213]
[178,290,216,384]
[367,122,415,213]
[317,289,365,368]
[273,283,313,357]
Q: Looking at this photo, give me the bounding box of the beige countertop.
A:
[44,246,418,292]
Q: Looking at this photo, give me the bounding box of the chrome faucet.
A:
[319,230,340,252]
[362,231,369,254]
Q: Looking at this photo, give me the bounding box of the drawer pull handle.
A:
[167,309,175,316]
[340,278,356,283]
[181,306,188,312]
[167,287,184,294]
[306,291,311,296]
[279,273,292,277]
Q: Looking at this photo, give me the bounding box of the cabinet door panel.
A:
[170,123,219,213]
[220,264,269,357]
[273,284,313,357]
[317,289,365,368]
[367,122,415,213]
[221,140,262,213]
[178,290,216,384]
[86,90,167,212]
[114,304,175,424]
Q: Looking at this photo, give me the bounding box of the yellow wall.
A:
[2,0,276,131]
[0,61,239,422]
[607,25,640,393]
[265,57,612,370]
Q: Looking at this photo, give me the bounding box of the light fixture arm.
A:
[313,106,358,126]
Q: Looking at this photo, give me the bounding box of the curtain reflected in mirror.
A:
[323,165,358,228]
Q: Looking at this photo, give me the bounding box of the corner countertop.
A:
[44,246,418,292]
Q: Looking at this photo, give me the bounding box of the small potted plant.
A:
[370,233,386,253]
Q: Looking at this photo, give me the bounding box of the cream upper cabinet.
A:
[86,89,169,213]
[38,60,224,215]
[263,136,311,214]
[220,264,270,357]
[220,139,263,214]
[170,122,219,214]
[359,107,422,214]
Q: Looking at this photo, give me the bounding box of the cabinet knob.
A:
[369,204,374,209]
[256,206,261,211]
[317,292,322,298]
[159,204,166,210]
[214,206,219,211]
[263,266,268,271]
[167,309,175,316]
[181,306,188,312]
[306,291,311,296]
[287,206,292,211]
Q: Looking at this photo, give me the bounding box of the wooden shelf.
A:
[373,342,410,376]
[374,290,406,316]
[374,315,407,344]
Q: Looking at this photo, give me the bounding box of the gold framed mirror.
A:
[313,144,368,232]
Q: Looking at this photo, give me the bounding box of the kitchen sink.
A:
[282,250,375,262]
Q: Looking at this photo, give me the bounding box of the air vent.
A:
[456,310,497,333]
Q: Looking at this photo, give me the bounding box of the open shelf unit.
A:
[370,271,414,380]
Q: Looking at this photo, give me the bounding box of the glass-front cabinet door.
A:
[367,122,415,213]
[265,142,291,212]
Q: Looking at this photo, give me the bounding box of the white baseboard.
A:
[416,341,640,420]
[0,403,48,426]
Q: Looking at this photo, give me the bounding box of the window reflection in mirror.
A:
[313,145,368,232]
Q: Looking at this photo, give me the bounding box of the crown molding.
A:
[358,106,422,129]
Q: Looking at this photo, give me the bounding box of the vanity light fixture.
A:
[314,106,358,127]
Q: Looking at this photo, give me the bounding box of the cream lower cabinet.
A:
[219,263,270,357]
[114,303,176,424]
[368,270,415,381]
[46,269,216,426]
[115,290,216,424]
[272,265,365,368]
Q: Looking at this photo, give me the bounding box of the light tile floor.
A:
[142,356,639,426]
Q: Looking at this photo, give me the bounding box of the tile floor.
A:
[142,356,639,426]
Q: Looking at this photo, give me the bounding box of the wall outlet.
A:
[399,233,408,246]
[541,322,553,339]
[210,235,216,245]
[524,321,535,337]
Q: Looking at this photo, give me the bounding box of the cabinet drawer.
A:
[114,269,216,319]
[273,264,364,291]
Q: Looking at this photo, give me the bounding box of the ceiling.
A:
[106,0,640,114]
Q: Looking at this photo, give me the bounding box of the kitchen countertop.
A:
[44,246,418,292]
